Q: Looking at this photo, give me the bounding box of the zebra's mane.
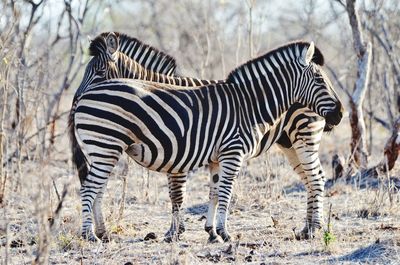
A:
[89,32,177,75]
[88,35,108,56]
[226,41,324,82]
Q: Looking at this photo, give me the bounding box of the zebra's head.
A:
[75,32,180,99]
[75,33,120,97]
[297,42,343,126]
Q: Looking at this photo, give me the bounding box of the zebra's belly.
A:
[125,143,176,172]
[125,139,211,174]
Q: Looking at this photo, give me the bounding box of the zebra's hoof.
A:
[216,229,231,242]
[96,232,111,243]
[207,234,223,244]
[295,232,310,240]
[82,232,100,242]
[164,231,180,243]
[293,227,314,240]
[163,235,179,243]
[178,223,186,235]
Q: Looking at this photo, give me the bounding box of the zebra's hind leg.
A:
[80,183,101,241]
[204,163,223,243]
[93,185,109,242]
[164,173,187,243]
[81,160,119,242]
[215,157,242,242]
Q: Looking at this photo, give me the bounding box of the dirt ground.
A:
[1,117,400,265]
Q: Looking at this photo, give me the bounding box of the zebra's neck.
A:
[228,58,297,128]
[115,53,147,80]
[114,32,177,75]
[116,52,218,87]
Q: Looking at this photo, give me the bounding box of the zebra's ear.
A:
[106,32,119,54]
[303,41,315,65]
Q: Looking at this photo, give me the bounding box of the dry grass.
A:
[1,119,400,265]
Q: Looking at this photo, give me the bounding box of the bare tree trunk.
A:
[345,0,372,168]
[0,64,10,205]
[364,116,400,178]
[380,117,400,172]
[362,5,400,175]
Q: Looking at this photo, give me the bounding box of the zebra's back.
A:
[74,79,240,174]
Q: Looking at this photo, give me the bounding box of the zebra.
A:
[70,39,343,242]
[71,32,222,241]
[93,32,333,241]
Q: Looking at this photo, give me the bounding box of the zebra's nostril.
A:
[325,105,343,126]
[335,103,343,117]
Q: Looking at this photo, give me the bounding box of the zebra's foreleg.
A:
[164,173,187,243]
[204,163,223,243]
[215,158,242,242]
[279,146,313,239]
[292,140,325,240]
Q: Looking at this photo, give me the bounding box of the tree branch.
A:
[352,42,372,105]
[346,0,366,57]
[325,65,351,98]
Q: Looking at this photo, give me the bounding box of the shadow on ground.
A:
[186,203,208,215]
[282,170,400,193]
[325,173,400,191]
[328,238,400,264]
[282,181,306,194]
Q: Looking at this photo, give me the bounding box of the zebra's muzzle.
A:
[325,103,343,126]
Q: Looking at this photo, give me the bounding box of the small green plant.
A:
[58,233,75,251]
[323,225,336,248]
[323,204,336,248]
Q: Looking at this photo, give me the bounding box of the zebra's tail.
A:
[68,101,88,185]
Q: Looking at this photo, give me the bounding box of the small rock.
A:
[198,215,206,221]
[223,244,233,255]
[244,255,252,262]
[0,238,6,247]
[10,239,24,248]
[180,243,190,248]
[124,262,133,265]
[144,232,157,241]
[271,216,279,228]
